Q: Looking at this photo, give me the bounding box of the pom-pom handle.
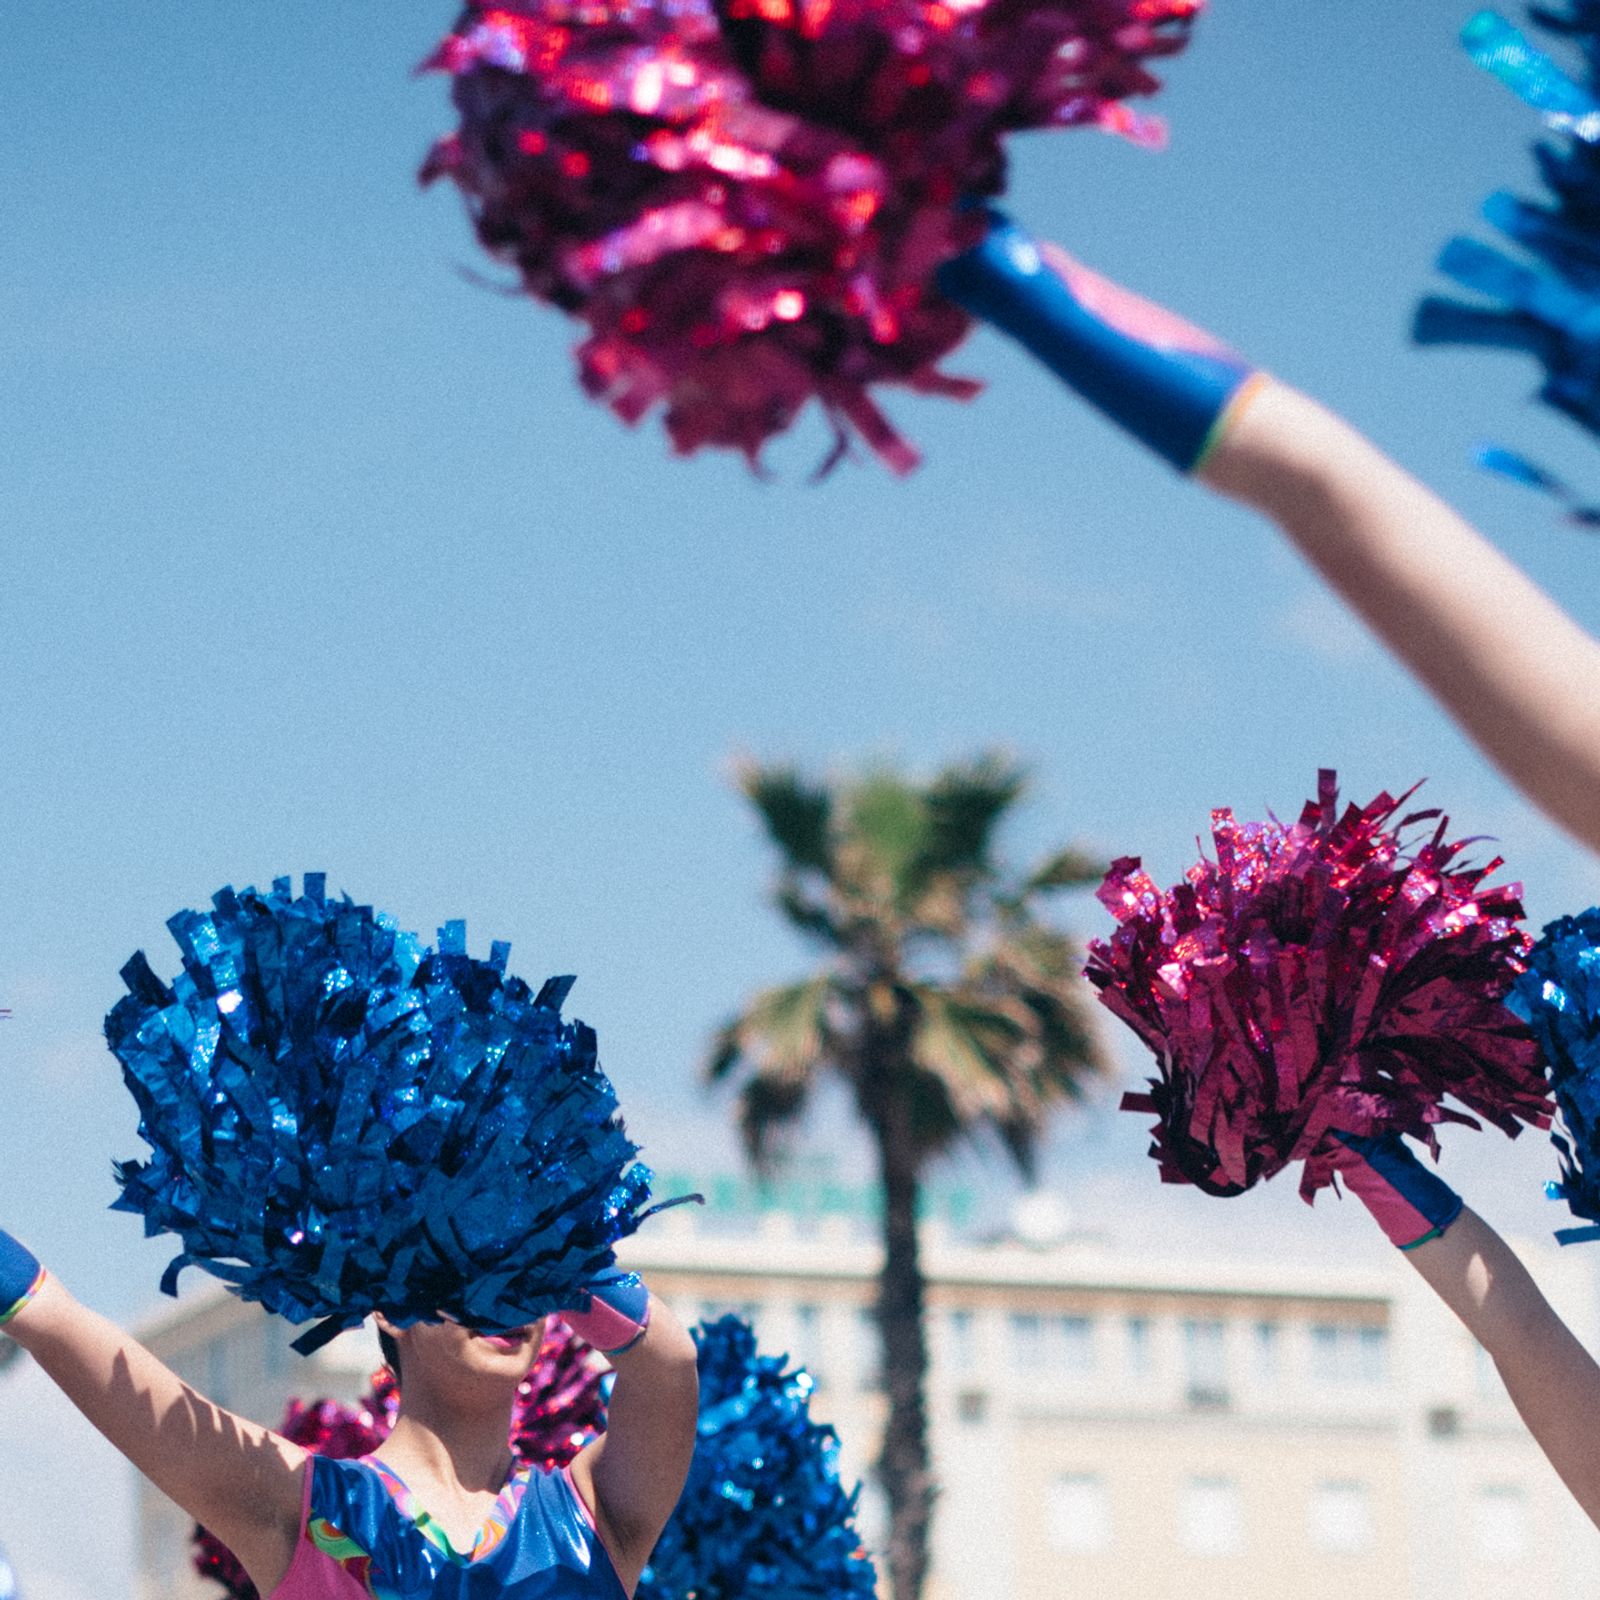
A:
[937,210,1260,472]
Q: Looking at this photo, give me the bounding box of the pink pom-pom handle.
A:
[421,0,1200,469]
[1086,771,1552,1202]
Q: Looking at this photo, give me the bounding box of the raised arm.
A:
[0,1230,305,1592]
[564,1280,699,1593]
[938,216,1600,856]
[1331,1135,1600,1526]
[1199,383,1600,855]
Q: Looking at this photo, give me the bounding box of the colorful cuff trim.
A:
[0,1266,46,1326]
[1189,369,1271,475]
[1397,1198,1464,1251]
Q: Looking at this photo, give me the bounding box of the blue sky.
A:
[7,0,1600,1592]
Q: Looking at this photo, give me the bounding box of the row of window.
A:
[1047,1474,1530,1563]
[1006,1313,1387,1387]
[692,1301,1389,1390]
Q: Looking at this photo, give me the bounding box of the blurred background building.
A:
[132,1172,1595,1600]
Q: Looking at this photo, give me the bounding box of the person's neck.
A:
[379,1397,517,1495]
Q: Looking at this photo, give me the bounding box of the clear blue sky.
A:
[6,1,1600,1593]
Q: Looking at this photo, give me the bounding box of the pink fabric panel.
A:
[268,1460,371,1600]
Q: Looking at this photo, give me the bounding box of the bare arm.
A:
[6,1274,306,1590]
[1199,380,1600,854]
[939,223,1600,854]
[570,1295,699,1591]
[1403,1206,1600,1525]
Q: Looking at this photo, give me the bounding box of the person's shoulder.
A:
[528,1461,596,1525]
[307,1455,389,1524]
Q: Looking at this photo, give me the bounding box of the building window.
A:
[1125,1316,1153,1376]
[853,1308,880,1388]
[1180,1476,1242,1556]
[1047,1473,1112,1553]
[1183,1319,1228,1405]
[1253,1320,1280,1382]
[1310,1323,1387,1385]
[1357,1325,1386,1384]
[1310,1481,1374,1554]
[956,1388,987,1425]
[1473,1485,1528,1563]
[795,1303,824,1385]
[1058,1316,1095,1375]
[1011,1313,1045,1367]
[946,1309,976,1373]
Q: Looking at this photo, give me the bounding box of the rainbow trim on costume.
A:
[0,1266,46,1327]
[366,1459,533,1563]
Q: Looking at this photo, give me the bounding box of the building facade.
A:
[136,1180,1599,1600]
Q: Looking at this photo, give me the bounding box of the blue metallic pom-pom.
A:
[105,874,655,1350]
[1416,8,1600,508]
[638,1317,878,1600]
[1509,905,1600,1241]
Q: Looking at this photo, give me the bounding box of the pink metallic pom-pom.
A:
[193,1323,607,1600]
[421,0,1200,470]
[1085,771,1552,1202]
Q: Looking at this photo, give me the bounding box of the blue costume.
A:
[272,1456,624,1600]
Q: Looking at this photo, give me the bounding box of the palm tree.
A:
[706,754,1108,1600]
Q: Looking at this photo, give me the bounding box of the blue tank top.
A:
[273,1455,627,1600]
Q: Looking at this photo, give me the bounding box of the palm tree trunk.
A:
[872,1079,933,1600]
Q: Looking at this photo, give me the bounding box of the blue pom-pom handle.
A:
[1509,906,1600,1242]
[937,208,1259,473]
[0,1233,43,1328]
[105,875,659,1350]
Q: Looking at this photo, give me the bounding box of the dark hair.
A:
[378,1328,402,1380]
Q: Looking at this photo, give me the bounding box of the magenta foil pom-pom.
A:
[1085,771,1551,1202]
[421,0,1200,470]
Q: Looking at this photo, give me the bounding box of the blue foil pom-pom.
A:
[1509,905,1600,1242]
[1416,8,1600,506]
[105,875,656,1350]
[638,1317,878,1600]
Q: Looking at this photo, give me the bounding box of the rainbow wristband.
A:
[0,1232,44,1326]
[937,209,1263,474]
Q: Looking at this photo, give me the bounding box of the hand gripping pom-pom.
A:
[106,874,661,1352]
[637,1316,877,1600]
[1085,771,1551,1201]
[193,1321,609,1599]
[421,0,1200,472]
[1416,7,1600,508]
[1510,907,1600,1242]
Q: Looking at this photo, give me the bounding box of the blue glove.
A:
[1330,1132,1465,1250]
[0,1231,43,1327]
[937,209,1264,474]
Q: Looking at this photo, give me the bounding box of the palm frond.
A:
[737,762,834,875]
[775,882,848,947]
[908,988,1029,1124]
[843,773,931,904]
[1024,846,1106,894]
[704,976,839,1086]
[737,1073,813,1172]
[922,753,1027,877]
